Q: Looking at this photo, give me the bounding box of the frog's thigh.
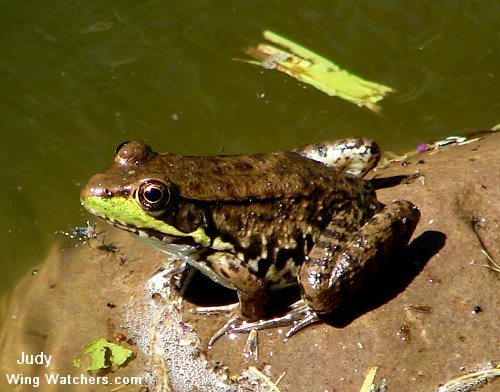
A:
[299,200,420,314]
[294,138,380,177]
[205,252,268,320]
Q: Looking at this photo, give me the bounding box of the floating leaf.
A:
[240,30,394,112]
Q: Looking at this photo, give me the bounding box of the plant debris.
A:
[74,338,133,371]
[238,30,394,112]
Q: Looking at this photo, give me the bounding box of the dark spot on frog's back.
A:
[236,161,254,171]
[212,166,223,175]
[210,158,254,175]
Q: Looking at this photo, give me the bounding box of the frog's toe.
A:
[284,307,321,339]
[208,313,241,347]
[208,302,322,346]
[195,302,239,315]
[232,301,321,339]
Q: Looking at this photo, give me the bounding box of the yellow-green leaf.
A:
[81,338,133,371]
[241,30,394,112]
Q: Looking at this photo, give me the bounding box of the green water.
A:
[0,1,499,302]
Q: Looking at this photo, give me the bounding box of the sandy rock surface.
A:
[1,132,498,391]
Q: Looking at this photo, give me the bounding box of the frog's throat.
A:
[81,196,211,247]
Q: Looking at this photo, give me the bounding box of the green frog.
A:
[81,138,419,343]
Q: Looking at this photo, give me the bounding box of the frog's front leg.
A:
[203,251,269,319]
[297,200,420,326]
[201,251,271,346]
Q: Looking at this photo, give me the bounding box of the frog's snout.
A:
[80,173,110,203]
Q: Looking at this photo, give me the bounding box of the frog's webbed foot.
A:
[282,301,321,339]
[207,300,321,347]
[231,300,321,339]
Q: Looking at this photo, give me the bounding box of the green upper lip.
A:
[81,195,211,247]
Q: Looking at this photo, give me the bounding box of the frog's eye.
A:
[136,180,171,212]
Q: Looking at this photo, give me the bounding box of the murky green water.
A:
[1,1,498,307]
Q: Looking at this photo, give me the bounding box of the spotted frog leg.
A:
[209,200,420,346]
[296,199,420,327]
[293,137,380,178]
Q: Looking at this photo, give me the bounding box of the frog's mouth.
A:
[89,213,201,263]
[106,216,198,246]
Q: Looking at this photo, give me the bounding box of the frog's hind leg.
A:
[293,137,380,177]
[298,200,420,323]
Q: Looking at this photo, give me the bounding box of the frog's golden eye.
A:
[136,180,171,212]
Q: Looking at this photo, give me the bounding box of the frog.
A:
[81,138,420,344]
